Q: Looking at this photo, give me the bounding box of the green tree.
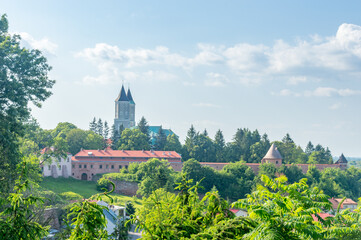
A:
[125,201,135,216]
[193,133,216,162]
[136,159,175,197]
[103,121,109,139]
[278,164,305,184]
[164,134,182,153]
[137,116,150,143]
[0,14,55,194]
[305,141,315,156]
[66,129,104,155]
[182,125,197,160]
[214,129,225,162]
[154,125,167,150]
[89,117,97,132]
[258,162,277,178]
[232,175,334,239]
[97,118,103,137]
[133,176,236,239]
[119,128,150,150]
[0,161,49,239]
[111,124,121,150]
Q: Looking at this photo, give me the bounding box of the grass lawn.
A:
[39,177,142,208]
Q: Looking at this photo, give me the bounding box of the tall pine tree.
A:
[97,118,103,137]
[103,121,110,139]
[154,126,167,150]
[137,116,150,143]
[89,117,97,132]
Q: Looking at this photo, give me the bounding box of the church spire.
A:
[127,88,135,104]
[115,85,129,101]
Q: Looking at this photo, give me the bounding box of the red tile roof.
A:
[329,198,357,209]
[312,213,333,222]
[229,209,239,214]
[73,149,181,160]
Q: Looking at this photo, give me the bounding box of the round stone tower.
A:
[261,143,283,167]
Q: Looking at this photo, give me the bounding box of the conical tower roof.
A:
[336,153,348,164]
[127,88,135,104]
[263,143,283,159]
[115,85,129,101]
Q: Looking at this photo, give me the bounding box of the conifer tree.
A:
[103,121,109,139]
[305,141,315,156]
[111,124,121,150]
[154,126,167,150]
[137,116,150,143]
[97,118,103,137]
[89,117,97,132]
[214,129,225,162]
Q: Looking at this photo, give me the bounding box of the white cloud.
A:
[17,32,58,55]
[204,72,229,87]
[193,103,220,108]
[329,103,342,110]
[80,70,176,85]
[276,87,361,97]
[77,23,361,86]
[273,89,301,97]
[287,76,308,85]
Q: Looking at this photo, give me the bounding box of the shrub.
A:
[60,191,83,201]
[96,178,111,191]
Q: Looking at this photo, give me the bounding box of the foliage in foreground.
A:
[134,175,361,239]
[0,161,49,240]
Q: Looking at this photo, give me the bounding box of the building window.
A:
[119,165,122,169]
[41,167,44,172]
[111,165,114,169]
[106,165,109,169]
[91,165,93,169]
[125,165,128,169]
[48,166,51,170]
[276,161,279,164]
[72,164,75,169]
[72,173,74,176]
[79,165,82,168]
[84,165,87,168]
[58,165,61,170]
[67,158,69,162]
[100,165,102,169]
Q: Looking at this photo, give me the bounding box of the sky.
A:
[2,0,361,157]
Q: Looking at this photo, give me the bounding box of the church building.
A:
[114,85,135,131]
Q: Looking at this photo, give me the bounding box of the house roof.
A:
[73,149,181,160]
[263,143,283,160]
[329,198,357,209]
[335,154,348,164]
[115,85,129,101]
[149,126,176,136]
[311,213,333,222]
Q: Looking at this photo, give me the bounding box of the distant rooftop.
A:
[263,143,283,160]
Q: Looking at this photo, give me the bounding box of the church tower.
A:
[114,85,135,131]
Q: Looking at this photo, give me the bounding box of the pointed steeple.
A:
[263,143,283,160]
[115,85,129,101]
[336,153,348,164]
[127,88,135,104]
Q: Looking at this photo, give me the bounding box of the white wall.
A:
[42,154,72,178]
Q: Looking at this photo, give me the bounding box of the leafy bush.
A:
[60,191,83,201]
[38,190,64,206]
[96,178,111,191]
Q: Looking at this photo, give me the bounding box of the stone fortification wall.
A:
[111,179,139,196]
[200,162,344,175]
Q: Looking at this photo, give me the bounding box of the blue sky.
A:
[2,1,361,156]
